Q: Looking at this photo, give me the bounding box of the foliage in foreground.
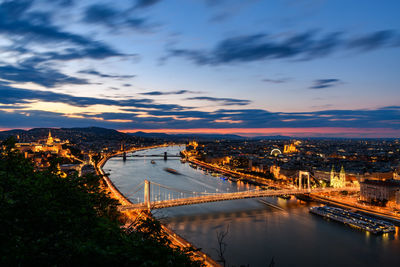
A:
[0,138,201,266]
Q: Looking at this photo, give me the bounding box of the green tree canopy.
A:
[0,138,201,266]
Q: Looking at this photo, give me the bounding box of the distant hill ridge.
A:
[0,127,295,141]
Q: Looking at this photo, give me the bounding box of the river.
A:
[104,145,400,267]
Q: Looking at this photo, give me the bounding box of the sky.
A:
[0,0,400,137]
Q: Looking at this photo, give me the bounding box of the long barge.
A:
[310,206,396,234]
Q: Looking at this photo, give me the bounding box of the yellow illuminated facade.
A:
[284,143,298,153]
[330,165,346,188]
[15,131,71,158]
[188,140,198,150]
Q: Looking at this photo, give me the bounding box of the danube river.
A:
[104,146,400,266]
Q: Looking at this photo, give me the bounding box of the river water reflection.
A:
[104,146,400,266]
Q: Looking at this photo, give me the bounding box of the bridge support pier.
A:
[164,152,167,160]
[123,152,127,161]
[144,180,151,211]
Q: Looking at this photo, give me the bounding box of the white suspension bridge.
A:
[119,171,359,211]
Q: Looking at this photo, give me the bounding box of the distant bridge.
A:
[119,179,359,211]
[114,152,181,159]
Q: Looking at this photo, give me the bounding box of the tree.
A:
[0,138,201,266]
[214,225,229,267]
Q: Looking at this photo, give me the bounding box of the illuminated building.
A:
[283,143,298,154]
[360,179,400,208]
[15,131,72,158]
[330,165,346,188]
[188,140,198,150]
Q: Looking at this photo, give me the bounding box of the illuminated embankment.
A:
[96,145,220,267]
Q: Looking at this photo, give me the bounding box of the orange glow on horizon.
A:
[1,127,399,138]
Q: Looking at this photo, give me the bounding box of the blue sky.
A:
[0,0,399,137]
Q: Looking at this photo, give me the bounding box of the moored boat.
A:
[309,205,396,234]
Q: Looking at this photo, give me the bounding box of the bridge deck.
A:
[114,154,181,157]
[120,187,359,210]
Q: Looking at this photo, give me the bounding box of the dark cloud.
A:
[166,30,400,65]
[1,47,122,87]
[78,69,135,79]
[0,85,189,113]
[0,1,126,87]
[186,96,251,106]
[0,83,399,131]
[140,90,199,96]
[347,30,397,51]
[0,2,101,47]
[83,4,117,24]
[44,0,74,6]
[83,4,148,30]
[309,79,341,89]
[0,64,89,87]
[135,0,162,9]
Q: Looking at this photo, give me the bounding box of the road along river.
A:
[104,145,400,267]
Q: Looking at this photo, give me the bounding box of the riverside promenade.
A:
[95,145,220,267]
[183,151,291,189]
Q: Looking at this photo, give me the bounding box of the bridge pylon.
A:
[144,180,151,211]
[298,171,310,191]
[164,152,167,160]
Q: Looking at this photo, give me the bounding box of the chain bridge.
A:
[115,151,181,160]
[119,177,359,211]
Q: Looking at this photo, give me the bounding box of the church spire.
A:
[47,130,54,145]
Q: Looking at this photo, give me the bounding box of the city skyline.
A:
[1,0,400,137]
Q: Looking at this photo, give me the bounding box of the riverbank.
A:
[182,154,400,225]
[95,145,220,267]
[184,153,288,188]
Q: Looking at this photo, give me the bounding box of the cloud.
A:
[82,4,148,30]
[140,90,199,96]
[186,96,251,106]
[0,85,162,108]
[347,30,397,51]
[262,78,289,84]
[0,1,128,87]
[78,69,135,79]
[309,79,341,89]
[166,30,400,65]
[0,84,193,116]
[135,0,162,9]
[44,0,75,6]
[0,64,89,87]
[0,83,399,133]
[0,1,104,47]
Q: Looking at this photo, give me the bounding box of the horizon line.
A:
[0,127,399,138]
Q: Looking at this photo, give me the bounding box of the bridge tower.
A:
[164,151,167,160]
[144,180,151,211]
[123,151,127,161]
[298,171,310,191]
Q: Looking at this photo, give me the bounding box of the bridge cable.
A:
[125,181,145,198]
